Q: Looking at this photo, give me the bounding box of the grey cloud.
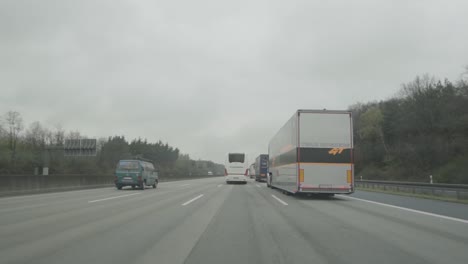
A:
[1,0,468,163]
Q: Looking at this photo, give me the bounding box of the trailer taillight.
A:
[299,169,304,183]
[347,170,352,183]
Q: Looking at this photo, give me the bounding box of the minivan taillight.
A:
[138,176,142,182]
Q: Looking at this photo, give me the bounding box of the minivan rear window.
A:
[229,154,245,163]
[117,161,139,170]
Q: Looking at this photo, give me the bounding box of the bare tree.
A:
[67,130,82,140]
[25,121,48,148]
[462,65,468,82]
[400,74,437,98]
[44,130,53,146]
[52,124,65,146]
[96,137,107,152]
[4,111,24,161]
[0,122,5,138]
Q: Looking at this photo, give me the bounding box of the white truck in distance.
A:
[267,110,354,195]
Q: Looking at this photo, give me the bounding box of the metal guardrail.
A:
[355,180,468,201]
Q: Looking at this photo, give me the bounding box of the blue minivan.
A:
[115,160,158,190]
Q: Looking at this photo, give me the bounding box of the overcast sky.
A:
[1,0,467,164]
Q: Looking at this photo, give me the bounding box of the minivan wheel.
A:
[117,185,122,190]
[131,185,135,189]
[152,180,158,189]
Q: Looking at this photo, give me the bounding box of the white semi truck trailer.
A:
[267,110,354,195]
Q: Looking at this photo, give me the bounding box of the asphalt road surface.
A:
[1,177,467,264]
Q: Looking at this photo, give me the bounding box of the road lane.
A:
[351,190,468,220]
[138,184,233,264]
[0,177,467,264]
[185,180,329,264]
[271,194,289,205]
[29,180,232,264]
[0,179,207,225]
[88,192,142,203]
[181,194,204,206]
[270,190,468,264]
[0,178,222,256]
[342,195,468,224]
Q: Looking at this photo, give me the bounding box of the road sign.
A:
[64,139,97,156]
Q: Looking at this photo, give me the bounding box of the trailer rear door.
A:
[298,111,353,194]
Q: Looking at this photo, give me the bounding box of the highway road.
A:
[1,177,467,264]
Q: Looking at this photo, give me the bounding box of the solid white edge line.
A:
[182,194,204,206]
[256,184,261,188]
[338,195,468,224]
[88,193,141,203]
[271,195,288,205]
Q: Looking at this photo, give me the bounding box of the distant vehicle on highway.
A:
[249,163,256,179]
[254,154,269,182]
[225,153,248,184]
[115,160,159,190]
[207,171,213,176]
[268,109,354,195]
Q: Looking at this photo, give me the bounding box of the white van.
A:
[225,153,248,184]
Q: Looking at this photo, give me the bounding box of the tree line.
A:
[0,116,224,178]
[2,70,467,183]
[350,74,468,184]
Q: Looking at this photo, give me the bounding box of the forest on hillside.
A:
[351,74,468,184]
